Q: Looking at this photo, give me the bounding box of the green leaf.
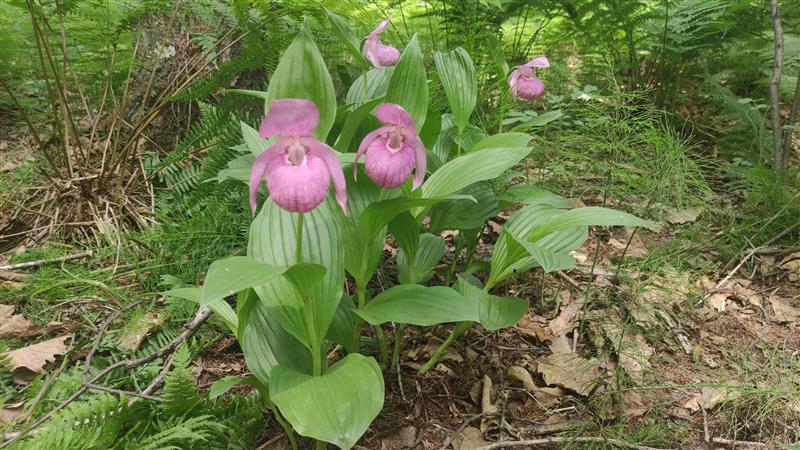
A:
[467,132,531,153]
[334,97,383,153]
[284,263,327,300]
[511,110,563,130]
[227,89,269,103]
[429,183,499,234]
[326,294,360,353]
[266,30,337,140]
[434,48,477,133]
[202,256,287,305]
[397,233,444,284]
[212,153,253,183]
[388,212,421,262]
[419,106,442,149]
[385,34,428,129]
[506,232,576,273]
[270,354,384,449]
[238,289,313,383]
[241,121,270,156]
[325,9,368,67]
[346,68,394,107]
[361,195,474,239]
[499,185,570,208]
[163,287,237,335]
[526,207,656,242]
[356,285,474,326]
[209,375,265,399]
[248,197,345,348]
[421,147,532,198]
[338,168,385,283]
[456,276,527,330]
[486,34,509,80]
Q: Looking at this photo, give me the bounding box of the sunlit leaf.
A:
[385,34,428,128]
[434,48,477,133]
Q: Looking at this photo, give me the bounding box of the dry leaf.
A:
[118,312,165,353]
[537,350,601,396]
[706,293,728,313]
[549,295,584,336]
[452,427,489,450]
[780,252,800,282]
[683,386,738,412]
[623,391,648,419]
[3,335,71,384]
[517,313,552,342]
[381,426,416,450]
[0,304,35,338]
[602,322,654,383]
[665,207,701,224]
[507,365,536,391]
[0,402,25,425]
[481,375,498,415]
[769,295,800,323]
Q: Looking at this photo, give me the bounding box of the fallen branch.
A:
[711,437,768,447]
[0,250,93,271]
[1,307,211,448]
[474,436,673,450]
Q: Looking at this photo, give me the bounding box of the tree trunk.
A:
[768,0,784,170]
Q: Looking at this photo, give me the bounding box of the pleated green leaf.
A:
[325,9,369,67]
[385,34,428,129]
[361,194,474,239]
[346,67,394,107]
[248,197,345,348]
[429,183,499,234]
[334,97,383,152]
[270,354,384,449]
[356,285,474,326]
[434,48,477,133]
[266,30,337,140]
[421,147,531,198]
[397,233,445,284]
[456,276,527,331]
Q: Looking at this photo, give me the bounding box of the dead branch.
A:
[473,436,673,450]
[1,307,211,448]
[711,437,768,447]
[0,250,93,271]
[769,0,785,170]
[83,300,143,381]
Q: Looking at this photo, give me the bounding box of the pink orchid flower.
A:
[363,18,400,68]
[355,103,426,190]
[509,56,550,101]
[249,99,346,214]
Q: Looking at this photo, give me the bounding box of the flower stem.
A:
[391,323,406,372]
[268,401,299,450]
[374,324,388,367]
[418,321,472,375]
[295,213,305,263]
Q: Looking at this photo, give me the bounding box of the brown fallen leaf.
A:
[0,304,34,339]
[452,427,489,450]
[665,207,702,225]
[706,293,728,313]
[3,335,71,384]
[118,312,165,353]
[683,386,739,412]
[537,349,602,396]
[0,401,25,426]
[381,425,416,450]
[548,294,584,336]
[517,312,552,342]
[780,252,800,282]
[769,295,800,323]
[507,365,537,391]
[601,322,654,383]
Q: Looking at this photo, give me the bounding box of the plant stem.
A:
[391,323,406,372]
[418,321,472,375]
[268,402,299,450]
[295,213,305,263]
[374,324,388,367]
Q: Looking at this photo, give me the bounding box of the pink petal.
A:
[265,151,331,213]
[401,129,426,190]
[249,139,290,214]
[259,99,319,138]
[307,139,348,214]
[508,69,522,96]
[370,18,391,37]
[521,56,549,69]
[364,136,416,189]
[376,103,416,131]
[364,39,399,68]
[513,76,545,101]
[354,126,391,180]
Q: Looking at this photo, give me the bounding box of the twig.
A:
[1,308,211,448]
[555,271,581,289]
[84,384,162,402]
[0,250,93,271]
[701,405,710,443]
[83,300,142,381]
[711,437,768,447]
[473,436,673,450]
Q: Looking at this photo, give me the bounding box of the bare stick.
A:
[84,384,162,402]
[0,250,93,271]
[711,437,768,447]
[1,308,211,448]
[769,0,785,170]
[83,300,142,381]
[474,436,672,450]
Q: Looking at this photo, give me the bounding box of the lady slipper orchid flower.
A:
[355,103,426,190]
[509,56,550,101]
[363,18,400,68]
[248,99,347,214]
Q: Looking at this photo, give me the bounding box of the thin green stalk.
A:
[268,402,299,450]
[374,324,388,367]
[391,323,406,372]
[295,213,305,263]
[418,321,471,375]
[352,283,367,352]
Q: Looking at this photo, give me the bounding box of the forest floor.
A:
[1,130,799,450]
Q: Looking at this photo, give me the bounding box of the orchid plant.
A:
[166,16,654,450]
